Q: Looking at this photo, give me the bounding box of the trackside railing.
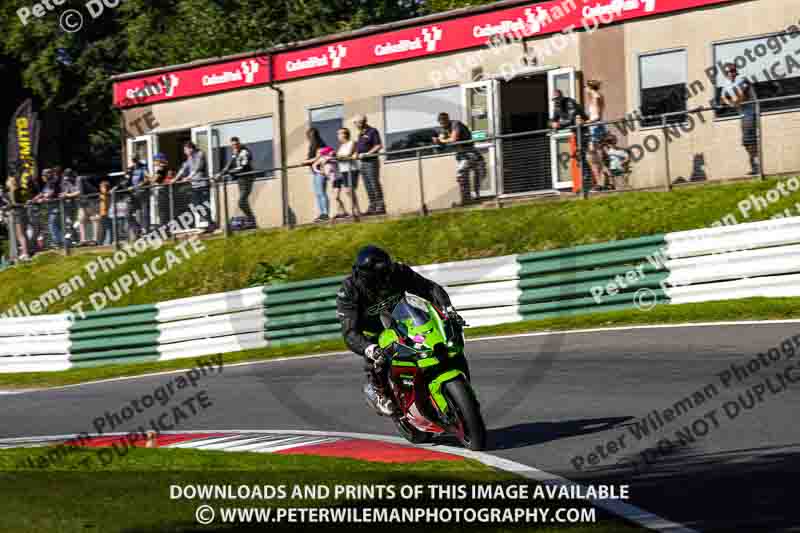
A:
[4,93,800,262]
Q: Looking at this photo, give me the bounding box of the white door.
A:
[126,135,159,228]
[126,135,156,173]
[548,67,577,190]
[462,80,499,197]
[191,126,213,176]
[191,126,216,225]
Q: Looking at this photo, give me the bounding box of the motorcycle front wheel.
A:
[393,416,432,444]
[444,379,487,451]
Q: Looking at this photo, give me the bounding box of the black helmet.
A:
[353,245,393,288]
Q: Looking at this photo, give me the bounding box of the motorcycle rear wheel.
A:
[393,416,433,444]
[443,379,487,451]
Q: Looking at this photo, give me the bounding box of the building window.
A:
[639,49,688,127]
[384,86,462,161]
[211,116,274,177]
[713,33,800,118]
[309,104,344,148]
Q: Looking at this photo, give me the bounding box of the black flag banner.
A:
[7,99,41,204]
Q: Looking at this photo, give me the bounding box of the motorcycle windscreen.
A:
[392,294,446,348]
[392,297,430,328]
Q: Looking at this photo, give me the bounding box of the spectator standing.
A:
[32,169,63,248]
[720,63,760,175]
[25,170,47,253]
[550,89,587,129]
[550,89,589,193]
[335,127,361,220]
[314,146,346,221]
[5,167,38,260]
[219,136,255,228]
[585,80,607,190]
[151,153,172,227]
[432,112,486,206]
[92,180,113,245]
[59,169,82,246]
[175,141,214,232]
[76,173,98,245]
[304,128,329,222]
[353,115,385,215]
[122,157,150,240]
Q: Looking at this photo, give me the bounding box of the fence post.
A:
[417,149,428,216]
[577,125,588,199]
[8,208,18,262]
[662,115,673,191]
[168,182,176,242]
[756,98,765,180]
[222,175,230,238]
[111,190,119,251]
[212,178,221,235]
[60,198,70,256]
[493,135,502,209]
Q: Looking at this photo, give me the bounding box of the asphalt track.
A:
[3,322,800,532]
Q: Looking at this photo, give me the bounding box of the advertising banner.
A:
[113,0,739,106]
[272,0,739,80]
[6,99,40,204]
[113,56,270,108]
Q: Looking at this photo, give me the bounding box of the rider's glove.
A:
[365,344,384,366]
[445,306,467,327]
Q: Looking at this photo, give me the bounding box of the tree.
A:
[1,0,427,174]
[420,0,495,15]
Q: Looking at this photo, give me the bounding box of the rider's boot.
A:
[363,363,397,417]
[363,382,395,416]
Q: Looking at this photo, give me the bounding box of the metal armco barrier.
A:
[3,216,800,372]
[517,235,669,321]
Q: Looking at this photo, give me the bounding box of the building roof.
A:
[111,0,542,81]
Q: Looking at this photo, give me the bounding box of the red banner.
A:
[114,0,738,107]
[272,0,738,80]
[114,56,270,108]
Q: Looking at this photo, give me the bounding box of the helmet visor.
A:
[357,260,391,287]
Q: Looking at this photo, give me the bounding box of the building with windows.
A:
[112,0,800,227]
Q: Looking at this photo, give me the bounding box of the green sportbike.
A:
[376,293,487,451]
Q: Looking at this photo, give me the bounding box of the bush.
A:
[246,261,293,287]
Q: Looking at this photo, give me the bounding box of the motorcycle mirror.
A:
[380,312,394,330]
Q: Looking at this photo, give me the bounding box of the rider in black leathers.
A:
[336,245,464,416]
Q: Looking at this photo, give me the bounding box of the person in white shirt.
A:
[720,63,760,175]
[585,80,607,189]
[333,128,361,220]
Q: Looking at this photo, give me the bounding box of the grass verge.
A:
[0,447,641,532]
[3,296,799,389]
[1,178,799,314]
